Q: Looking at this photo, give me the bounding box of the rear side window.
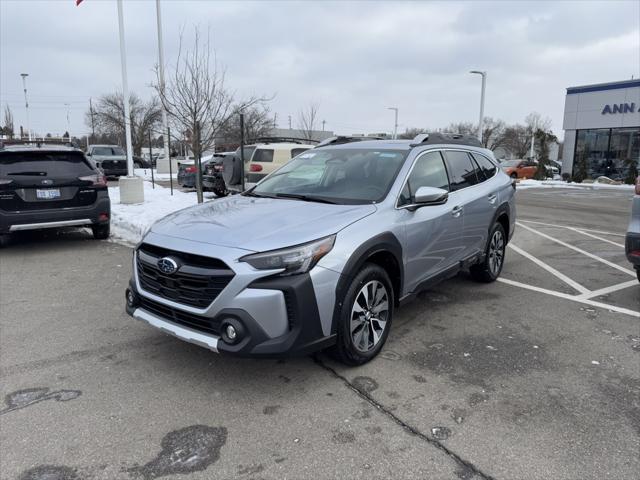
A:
[252,149,274,163]
[0,151,94,177]
[443,151,481,191]
[472,153,497,179]
[291,148,310,158]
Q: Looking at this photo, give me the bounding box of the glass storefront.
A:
[573,127,640,181]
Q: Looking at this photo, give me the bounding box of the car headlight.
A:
[240,235,336,276]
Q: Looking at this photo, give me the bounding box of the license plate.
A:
[36,189,61,199]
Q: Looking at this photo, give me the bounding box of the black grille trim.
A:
[138,297,222,336]
[136,243,234,308]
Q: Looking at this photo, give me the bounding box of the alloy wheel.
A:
[488,229,505,276]
[350,280,389,352]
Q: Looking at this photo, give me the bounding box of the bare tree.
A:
[154,27,265,160]
[297,103,320,141]
[86,92,162,155]
[397,127,427,139]
[3,105,14,139]
[218,103,273,144]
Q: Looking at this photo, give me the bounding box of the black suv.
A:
[0,144,111,245]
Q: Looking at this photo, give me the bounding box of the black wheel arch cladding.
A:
[331,231,403,335]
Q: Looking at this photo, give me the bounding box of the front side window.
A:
[443,151,481,191]
[398,151,449,206]
[250,148,408,204]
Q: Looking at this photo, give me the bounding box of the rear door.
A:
[247,147,274,182]
[0,151,100,213]
[399,150,463,293]
[442,150,494,259]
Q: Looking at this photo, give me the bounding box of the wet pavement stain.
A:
[468,393,490,407]
[331,429,356,444]
[127,425,227,479]
[18,465,79,480]
[0,387,81,416]
[237,464,264,475]
[262,405,281,415]
[412,375,427,383]
[407,333,551,388]
[351,376,378,394]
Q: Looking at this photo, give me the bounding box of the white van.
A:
[246,142,314,183]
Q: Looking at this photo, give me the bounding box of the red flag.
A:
[76,0,84,5]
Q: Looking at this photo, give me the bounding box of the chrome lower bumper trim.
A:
[132,307,219,353]
[9,218,93,231]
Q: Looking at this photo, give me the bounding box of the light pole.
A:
[470,70,486,143]
[116,0,144,203]
[64,103,71,138]
[20,73,30,141]
[387,107,398,139]
[155,0,170,169]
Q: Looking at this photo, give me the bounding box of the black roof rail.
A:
[0,138,77,149]
[410,132,482,148]
[251,136,319,145]
[315,135,385,148]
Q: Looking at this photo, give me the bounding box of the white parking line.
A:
[516,222,636,277]
[518,219,625,237]
[497,278,640,318]
[508,243,590,294]
[575,280,639,300]
[565,227,626,248]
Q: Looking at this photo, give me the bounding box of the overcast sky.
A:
[1,0,638,140]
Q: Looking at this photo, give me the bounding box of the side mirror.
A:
[409,186,448,210]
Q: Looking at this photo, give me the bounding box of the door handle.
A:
[451,206,463,217]
[488,194,497,204]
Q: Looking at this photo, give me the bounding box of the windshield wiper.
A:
[242,190,269,198]
[7,171,47,176]
[273,193,338,204]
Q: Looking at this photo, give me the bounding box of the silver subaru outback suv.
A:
[126,133,516,365]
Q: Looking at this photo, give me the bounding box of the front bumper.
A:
[0,194,110,234]
[125,236,337,357]
[625,232,640,268]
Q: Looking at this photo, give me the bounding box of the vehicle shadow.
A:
[2,228,97,249]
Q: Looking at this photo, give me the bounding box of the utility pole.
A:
[470,70,486,143]
[155,0,170,167]
[64,103,71,138]
[273,113,277,129]
[322,120,326,131]
[387,107,398,139]
[20,73,30,141]
[288,115,292,130]
[529,119,536,160]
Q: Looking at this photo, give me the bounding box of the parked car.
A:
[246,142,314,184]
[501,159,538,179]
[177,157,215,189]
[86,144,128,177]
[0,144,110,246]
[625,176,640,282]
[125,132,515,365]
[203,152,235,197]
[133,155,152,169]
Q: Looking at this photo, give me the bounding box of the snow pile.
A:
[133,168,177,181]
[517,179,635,191]
[108,181,205,245]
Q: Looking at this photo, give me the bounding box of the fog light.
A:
[126,288,138,308]
[225,325,237,340]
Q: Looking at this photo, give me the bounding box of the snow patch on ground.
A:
[133,168,177,181]
[517,179,635,191]
[108,181,207,245]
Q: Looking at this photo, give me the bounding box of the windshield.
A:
[250,148,408,204]
[501,160,520,167]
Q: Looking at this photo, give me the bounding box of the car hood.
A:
[150,195,377,252]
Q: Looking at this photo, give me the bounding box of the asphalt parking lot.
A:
[1,187,638,480]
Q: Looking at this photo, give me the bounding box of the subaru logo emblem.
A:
[41,179,53,185]
[157,257,178,275]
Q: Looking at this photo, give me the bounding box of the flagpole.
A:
[155,0,171,169]
[116,0,144,203]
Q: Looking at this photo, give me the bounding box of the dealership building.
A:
[562,79,640,180]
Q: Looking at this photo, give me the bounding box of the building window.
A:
[573,127,640,181]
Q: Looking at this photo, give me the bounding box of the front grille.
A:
[136,243,234,308]
[139,296,221,336]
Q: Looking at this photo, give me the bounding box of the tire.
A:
[213,177,228,197]
[470,222,506,283]
[330,263,394,366]
[92,223,110,240]
[0,234,10,248]
[134,162,142,169]
[636,268,640,283]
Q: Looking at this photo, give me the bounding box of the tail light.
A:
[213,164,224,172]
[79,174,107,187]
[185,166,197,173]
[635,176,639,195]
[250,164,262,172]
